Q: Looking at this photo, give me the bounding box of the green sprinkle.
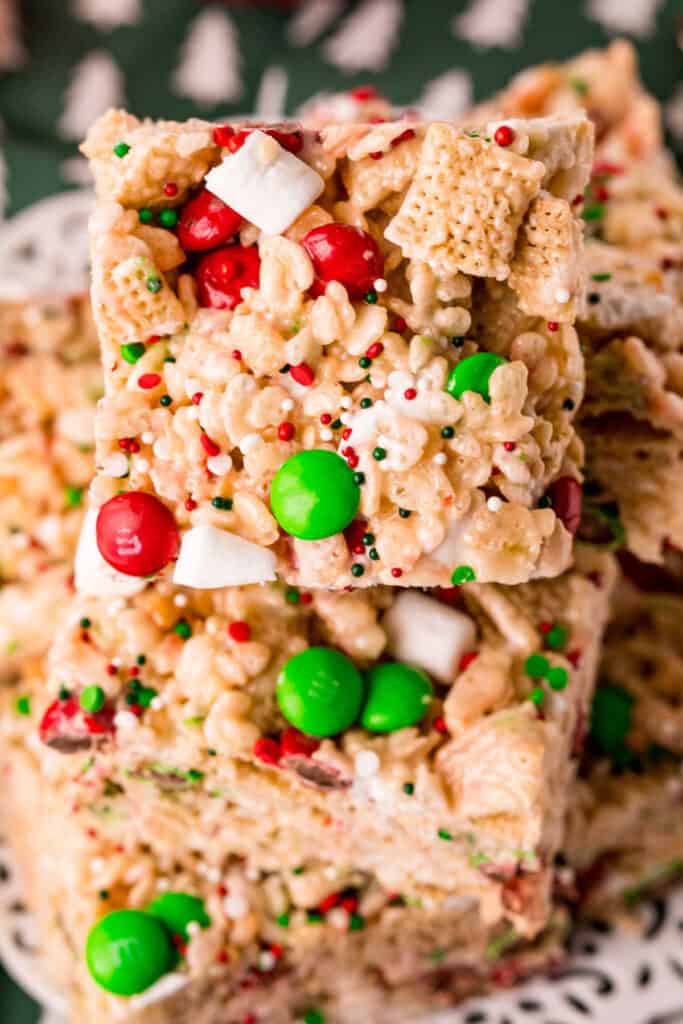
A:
[451,565,475,585]
[529,686,545,706]
[290,320,301,334]
[80,685,105,713]
[437,828,452,841]
[485,927,518,962]
[292,866,304,875]
[136,654,146,666]
[138,208,153,224]
[80,617,92,630]
[331,418,343,430]
[65,485,84,508]
[545,624,568,651]
[538,494,553,509]
[368,547,380,560]
[211,496,233,510]
[349,913,365,931]
[362,532,375,545]
[359,397,373,409]
[276,913,290,928]
[58,686,71,702]
[547,666,569,691]
[524,654,549,678]
[563,398,575,411]
[174,620,192,639]
[159,394,172,407]
[358,356,371,369]
[352,472,365,486]
[183,715,206,727]
[285,587,300,604]
[98,890,110,900]
[440,426,455,439]
[398,508,411,519]
[146,276,162,294]
[451,336,465,348]
[403,782,415,795]
[428,948,446,964]
[468,850,490,867]
[159,209,178,229]
[351,563,365,578]
[372,447,387,461]
[113,141,130,157]
[569,77,589,95]
[591,272,612,282]
[14,695,31,716]
[304,1012,325,1024]
[306,910,323,924]
[583,203,605,222]
[365,290,378,304]
[136,686,158,708]
[120,342,146,365]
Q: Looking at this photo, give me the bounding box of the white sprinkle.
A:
[141,431,155,444]
[207,453,233,476]
[153,438,170,460]
[340,396,352,409]
[487,496,503,512]
[259,951,277,972]
[373,277,387,292]
[110,656,122,668]
[281,398,294,411]
[101,452,129,478]
[136,458,150,473]
[223,893,249,919]
[354,750,380,778]
[327,907,349,930]
[113,710,139,732]
[239,433,262,454]
[149,697,164,711]
[174,593,189,607]
[91,858,106,873]
[377,434,389,446]
[339,412,352,425]
[320,428,333,441]
[433,452,447,465]
[186,921,201,937]
[555,288,570,303]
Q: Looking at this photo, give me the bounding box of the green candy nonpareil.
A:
[446,352,508,404]
[277,647,364,737]
[270,450,360,540]
[146,891,211,942]
[85,909,176,996]
[361,662,433,733]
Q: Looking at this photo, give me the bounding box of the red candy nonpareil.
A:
[280,727,320,759]
[177,188,243,252]
[39,696,115,753]
[96,492,180,577]
[196,245,261,310]
[225,126,304,155]
[302,224,384,299]
[547,476,582,535]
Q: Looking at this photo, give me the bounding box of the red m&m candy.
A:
[302,224,384,299]
[546,476,582,535]
[177,188,243,252]
[96,492,180,577]
[39,695,115,753]
[195,245,261,310]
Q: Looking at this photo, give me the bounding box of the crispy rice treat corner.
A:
[81,111,592,593]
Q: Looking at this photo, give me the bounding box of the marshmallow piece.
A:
[74,510,147,598]
[205,131,324,236]
[173,523,277,588]
[430,516,471,567]
[130,974,189,1010]
[382,591,476,684]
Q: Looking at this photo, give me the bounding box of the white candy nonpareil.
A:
[382,591,477,684]
[173,523,277,588]
[204,130,324,236]
[74,509,147,598]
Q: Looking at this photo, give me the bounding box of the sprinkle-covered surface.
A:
[82,109,591,591]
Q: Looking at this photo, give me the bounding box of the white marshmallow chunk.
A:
[173,523,277,588]
[130,973,189,1010]
[205,130,324,236]
[382,591,476,684]
[74,509,147,598]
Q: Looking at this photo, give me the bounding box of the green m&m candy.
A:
[590,684,634,762]
[277,647,364,737]
[146,891,211,942]
[85,909,176,996]
[270,450,360,540]
[360,662,433,733]
[446,352,508,404]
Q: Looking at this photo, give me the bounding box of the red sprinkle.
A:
[253,737,281,766]
[390,567,403,578]
[350,85,379,101]
[228,620,251,643]
[320,413,332,425]
[185,498,197,511]
[341,896,358,913]
[392,316,407,333]
[404,388,417,400]
[128,665,139,677]
[370,151,384,160]
[269,943,283,960]
[341,446,355,458]
[503,441,516,452]
[106,664,118,676]
[278,421,295,441]
[352,543,365,555]
[299,592,313,605]
[656,206,669,220]
[280,727,319,759]
[318,892,341,914]
[200,434,221,457]
[147,334,161,345]
[341,427,353,441]
[567,650,582,668]
[539,621,551,634]
[366,342,384,359]
[163,182,178,198]
[391,128,416,146]
[571,193,584,206]
[594,185,609,202]
[290,363,315,387]
[191,391,203,405]
[231,349,242,361]
[494,125,515,147]
[547,321,559,332]
[138,373,161,390]
[212,124,235,147]
[592,161,623,177]
[346,453,359,468]
[458,651,478,673]
[433,716,448,735]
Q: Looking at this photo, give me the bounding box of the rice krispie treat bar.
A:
[81,109,592,592]
[2,740,569,1024]
[0,295,99,678]
[566,569,683,915]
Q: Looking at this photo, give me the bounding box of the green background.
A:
[1,0,682,1017]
